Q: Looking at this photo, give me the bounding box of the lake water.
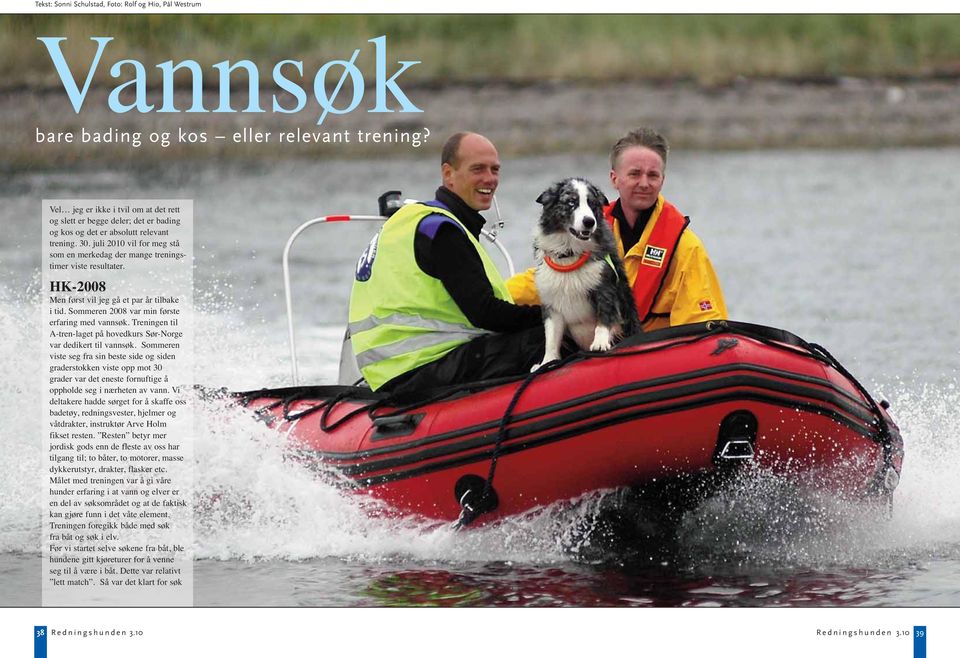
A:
[2,149,959,606]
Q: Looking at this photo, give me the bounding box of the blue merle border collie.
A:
[532,178,640,370]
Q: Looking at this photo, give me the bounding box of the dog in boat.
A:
[532,177,640,370]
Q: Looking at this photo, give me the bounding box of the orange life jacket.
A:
[604,200,689,321]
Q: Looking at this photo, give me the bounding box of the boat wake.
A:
[193,383,960,572]
[670,380,960,572]
[195,394,597,564]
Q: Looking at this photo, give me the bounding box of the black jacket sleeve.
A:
[416,222,541,332]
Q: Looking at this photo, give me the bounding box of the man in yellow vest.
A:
[508,128,727,331]
[349,132,544,395]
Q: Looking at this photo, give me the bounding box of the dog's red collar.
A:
[544,251,592,272]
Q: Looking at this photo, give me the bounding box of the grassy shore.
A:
[6,14,960,88]
[5,15,960,168]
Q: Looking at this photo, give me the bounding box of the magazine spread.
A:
[2,5,959,656]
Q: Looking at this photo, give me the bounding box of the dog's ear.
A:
[587,182,609,208]
[536,181,562,206]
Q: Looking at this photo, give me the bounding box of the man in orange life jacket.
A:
[508,128,727,331]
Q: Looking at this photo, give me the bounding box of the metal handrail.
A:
[282,212,517,385]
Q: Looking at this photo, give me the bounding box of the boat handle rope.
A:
[454,353,577,530]
[805,341,896,454]
[801,339,901,489]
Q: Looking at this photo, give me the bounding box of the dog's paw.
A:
[589,338,613,352]
[589,326,614,352]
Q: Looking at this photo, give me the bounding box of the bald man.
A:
[348,132,543,396]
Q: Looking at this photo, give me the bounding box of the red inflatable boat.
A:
[235,321,903,526]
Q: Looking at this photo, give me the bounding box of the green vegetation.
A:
[4,14,960,89]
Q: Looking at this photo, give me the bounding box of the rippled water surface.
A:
[2,149,959,606]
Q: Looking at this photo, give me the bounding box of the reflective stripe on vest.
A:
[353,327,488,370]
[348,312,489,337]
[348,202,511,390]
[348,312,490,370]
[604,198,689,321]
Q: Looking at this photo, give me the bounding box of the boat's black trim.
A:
[617,320,812,351]
[296,365,876,464]
[235,384,382,402]
[346,387,872,478]
[296,382,881,483]
[340,389,883,488]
